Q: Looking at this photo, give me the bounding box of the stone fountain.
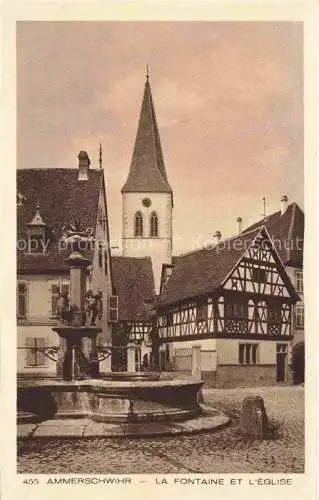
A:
[17,231,229,437]
[53,231,101,380]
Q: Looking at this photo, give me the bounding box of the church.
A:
[117,73,304,386]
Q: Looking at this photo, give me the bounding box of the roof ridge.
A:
[287,202,297,262]
[174,227,262,259]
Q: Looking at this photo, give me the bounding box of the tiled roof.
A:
[158,227,298,307]
[17,168,102,273]
[112,256,155,322]
[121,79,172,194]
[242,202,304,266]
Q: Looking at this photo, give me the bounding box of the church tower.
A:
[121,73,173,292]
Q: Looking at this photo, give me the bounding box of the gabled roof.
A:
[158,227,298,307]
[242,202,304,266]
[121,78,172,194]
[17,168,102,273]
[112,256,155,322]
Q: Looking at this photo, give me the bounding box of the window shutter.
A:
[108,295,118,323]
[26,337,35,367]
[61,282,70,295]
[17,282,28,318]
[49,283,60,317]
[239,344,244,364]
[36,337,46,366]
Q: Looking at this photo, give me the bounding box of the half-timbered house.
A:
[157,226,299,387]
[242,197,304,383]
[111,256,155,370]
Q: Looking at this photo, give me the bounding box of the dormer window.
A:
[26,203,47,253]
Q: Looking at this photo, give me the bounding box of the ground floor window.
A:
[17,281,28,318]
[239,343,259,364]
[295,305,304,329]
[49,280,70,317]
[25,337,47,367]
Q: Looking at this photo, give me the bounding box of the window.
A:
[108,295,118,323]
[196,302,208,322]
[166,312,173,327]
[150,212,159,237]
[295,271,303,293]
[17,282,28,318]
[28,233,45,253]
[295,305,304,329]
[268,303,281,323]
[225,300,247,319]
[252,267,267,283]
[239,343,259,365]
[49,281,70,317]
[25,337,47,367]
[98,242,103,268]
[134,211,143,237]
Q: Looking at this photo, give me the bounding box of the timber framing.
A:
[157,227,298,343]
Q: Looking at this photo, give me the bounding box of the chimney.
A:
[236,217,243,234]
[280,195,288,215]
[213,230,222,245]
[78,151,90,181]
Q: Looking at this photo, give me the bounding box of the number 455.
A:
[23,478,39,485]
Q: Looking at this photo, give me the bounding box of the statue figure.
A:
[85,289,103,325]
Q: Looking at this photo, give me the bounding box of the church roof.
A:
[242,202,304,267]
[158,227,298,307]
[112,256,155,322]
[121,77,172,194]
[17,168,102,273]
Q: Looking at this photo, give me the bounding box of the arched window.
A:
[134,211,143,237]
[150,212,159,237]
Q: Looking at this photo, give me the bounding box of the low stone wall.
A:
[201,365,293,388]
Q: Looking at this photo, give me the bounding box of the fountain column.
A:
[53,232,102,380]
[127,344,136,372]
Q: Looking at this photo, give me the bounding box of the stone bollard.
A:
[192,344,203,404]
[127,343,136,373]
[239,396,269,440]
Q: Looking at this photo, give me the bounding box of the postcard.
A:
[1,1,317,499]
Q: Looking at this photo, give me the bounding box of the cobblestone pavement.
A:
[17,386,304,474]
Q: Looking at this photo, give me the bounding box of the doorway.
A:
[276,344,288,382]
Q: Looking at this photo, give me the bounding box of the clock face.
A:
[142,197,152,208]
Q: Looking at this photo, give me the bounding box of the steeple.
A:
[121,75,172,194]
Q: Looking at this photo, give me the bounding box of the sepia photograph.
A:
[15,19,307,477]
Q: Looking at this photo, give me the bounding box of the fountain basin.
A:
[17,377,204,424]
[100,371,161,382]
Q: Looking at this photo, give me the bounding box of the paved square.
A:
[17,386,304,474]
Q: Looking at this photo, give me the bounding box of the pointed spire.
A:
[121,75,172,194]
[99,143,103,170]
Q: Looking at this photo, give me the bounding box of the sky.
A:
[17,21,303,254]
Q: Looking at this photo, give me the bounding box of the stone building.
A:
[16,151,113,375]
